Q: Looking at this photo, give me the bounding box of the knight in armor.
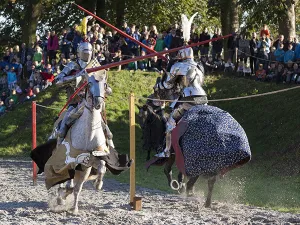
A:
[54,41,114,149]
[155,13,208,158]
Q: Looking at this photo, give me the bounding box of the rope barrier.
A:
[36,103,61,110]
[135,85,300,103]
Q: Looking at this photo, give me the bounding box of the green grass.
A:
[1,71,300,212]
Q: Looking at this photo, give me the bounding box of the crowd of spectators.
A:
[1,17,300,116]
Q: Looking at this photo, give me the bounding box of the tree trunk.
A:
[230,0,239,33]
[278,0,298,39]
[115,0,125,28]
[96,0,106,20]
[75,0,97,13]
[22,0,42,46]
[220,5,230,61]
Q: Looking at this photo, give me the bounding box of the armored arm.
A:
[55,61,85,86]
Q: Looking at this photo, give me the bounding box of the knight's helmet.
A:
[77,42,93,68]
[177,13,198,60]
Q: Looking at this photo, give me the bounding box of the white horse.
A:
[48,71,110,214]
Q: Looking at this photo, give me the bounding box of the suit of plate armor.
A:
[54,42,114,149]
[153,13,207,158]
[155,46,208,158]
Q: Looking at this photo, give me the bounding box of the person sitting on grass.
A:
[255,64,266,81]
[214,55,224,72]
[266,63,277,81]
[6,98,15,111]
[23,82,36,102]
[5,89,18,106]
[138,51,148,71]
[291,63,300,83]
[224,58,235,75]
[205,56,217,73]
[243,63,252,77]
[148,56,161,72]
[285,61,294,83]
[275,63,286,84]
[0,100,6,116]
[0,66,7,91]
[1,91,7,103]
[236,61,244,76]
[127,54,137,71]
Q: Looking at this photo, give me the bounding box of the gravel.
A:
[1,158,300,225]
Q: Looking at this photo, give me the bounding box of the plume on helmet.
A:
[181,12,198,43]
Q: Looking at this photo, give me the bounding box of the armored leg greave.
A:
[57,104,85,144]
[155,105,189,158]
[101,120,115,149]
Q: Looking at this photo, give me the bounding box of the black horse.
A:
[138,102,217,207]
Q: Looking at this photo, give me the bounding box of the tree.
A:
[239,0,299,39]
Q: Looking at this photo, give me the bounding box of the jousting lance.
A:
[86,34,232,73]
[73,2,167,62]
[58,33,232,116]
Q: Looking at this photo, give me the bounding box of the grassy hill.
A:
[1,71,300,212]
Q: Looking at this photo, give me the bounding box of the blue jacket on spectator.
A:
[125,33,140,49]
[257,38,271,53]
[284,50,295,63]
[294,43,300,60]
[72,34,83,53]
[274,48,285,62]
[164,34,173,49]
[7,72,17,85]
[141,39,149,53]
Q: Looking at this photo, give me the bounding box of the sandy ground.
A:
[1,158,300,225]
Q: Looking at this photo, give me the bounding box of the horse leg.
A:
[94,160,106,191]
[177,173,186,194]
[205,176,217,208]
[186,176,200,197]
[70,166,92,215]
[146,149,151,161]
[164,154,175,187]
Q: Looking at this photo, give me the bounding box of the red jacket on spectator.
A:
[47,35,59,51]
[260,29,270,38]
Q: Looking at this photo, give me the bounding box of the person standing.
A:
[212,28,223,60]
[199,27,210,57]
[250,32,258,74]
[47,31,59,63]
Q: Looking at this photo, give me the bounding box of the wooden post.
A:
[32,101,37,186]
[129,93,136,205]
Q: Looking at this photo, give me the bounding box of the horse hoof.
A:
[204,202,211,208]
[94,180,103,191]
[57,197,65,205]
[69,208,79,215]
[178,183,186,194]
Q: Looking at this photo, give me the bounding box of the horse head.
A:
[153,74,180,102]
[85,71,107,110]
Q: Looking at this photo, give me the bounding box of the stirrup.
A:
[155,150,170,158]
